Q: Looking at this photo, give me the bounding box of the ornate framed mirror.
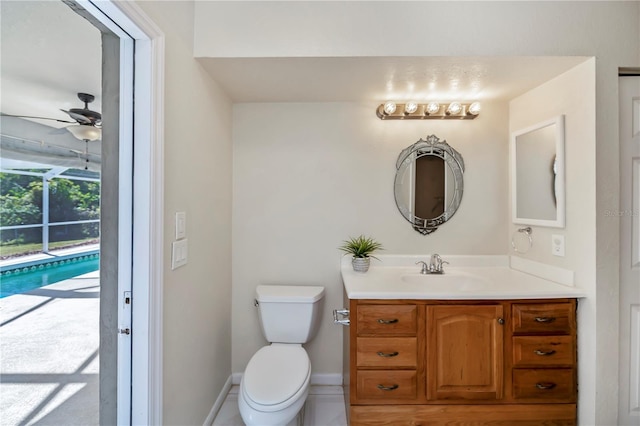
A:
[394,135,465,235]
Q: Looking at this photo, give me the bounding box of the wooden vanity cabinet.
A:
[346,298,577,425]
[427,304,504,401]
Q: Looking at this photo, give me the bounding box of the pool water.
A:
[0,256,99,298]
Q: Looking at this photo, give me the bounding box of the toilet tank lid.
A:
[256,285,325,303]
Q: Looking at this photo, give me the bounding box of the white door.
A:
[619,74,640,425]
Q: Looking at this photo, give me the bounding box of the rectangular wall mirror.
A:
[511,115,565,228]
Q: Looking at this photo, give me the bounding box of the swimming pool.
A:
[0,254,99,298]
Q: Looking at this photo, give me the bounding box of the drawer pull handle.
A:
[377,351,399,358]
[534,349,557,356]
[534,316,556,323]
[377,318,399,324]
[377,384,399,391]
[535,382,557,390]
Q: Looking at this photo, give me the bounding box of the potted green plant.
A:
[339,235,383,273]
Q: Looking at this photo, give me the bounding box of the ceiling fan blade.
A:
[1,112,76,124]
[60,109,92,124]
[48,127,70,135]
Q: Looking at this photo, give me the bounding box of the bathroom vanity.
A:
[340,256,585,426]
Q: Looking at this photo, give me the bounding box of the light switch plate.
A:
[175,212,186,240]
[552,234,565,257]
[172,239,188,269]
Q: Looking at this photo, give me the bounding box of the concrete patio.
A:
[0,271,99,425]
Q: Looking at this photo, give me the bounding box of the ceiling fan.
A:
[1,92,102,141]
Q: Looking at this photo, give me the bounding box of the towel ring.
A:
[511,227,533,253]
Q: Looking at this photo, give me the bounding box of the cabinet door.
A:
[427,304,504,400]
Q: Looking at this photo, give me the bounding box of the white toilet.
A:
[238,284,325,426]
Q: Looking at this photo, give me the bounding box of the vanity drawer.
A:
[512,303,575,335]
[513,336,575,367]
[512,369,575,402]
[356,305,417,335]
[356,370,418,401]
[356,337,417,368]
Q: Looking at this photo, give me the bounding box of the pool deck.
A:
[0,244,100,271]
[0,270,99,425]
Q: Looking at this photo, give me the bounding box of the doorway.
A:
[618,72,640,425]
[0,2,107,424]
[0,1,164,423]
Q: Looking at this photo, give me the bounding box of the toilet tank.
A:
[255,285,325,344]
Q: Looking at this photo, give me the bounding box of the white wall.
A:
[117,1,640,424]
[232,100,509,376]
[188,1,638,424]
[509,60,597,423]
[135,2,233,425]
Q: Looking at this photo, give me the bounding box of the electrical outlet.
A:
[552,234,565,257]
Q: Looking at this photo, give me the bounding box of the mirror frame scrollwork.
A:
[394,135,465,235]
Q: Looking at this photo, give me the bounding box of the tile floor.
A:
[213,385,348,426]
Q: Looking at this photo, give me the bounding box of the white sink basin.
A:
[400,270,491,291]
[340,255,587,300]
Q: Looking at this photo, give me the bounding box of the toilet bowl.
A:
[238,285,325,426]
[239,344,311,426]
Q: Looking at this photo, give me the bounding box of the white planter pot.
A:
[352,257,371,273]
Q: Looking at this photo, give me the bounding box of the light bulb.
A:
[426,102,440,115]
[383,101,397,115]
[468,102,481,115]
[447,102,462,115]
[404,102,418,114]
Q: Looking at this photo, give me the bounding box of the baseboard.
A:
[231,372,342,386]
[203,375,233,426]
[311,373,343,386]
[231,372,243,385]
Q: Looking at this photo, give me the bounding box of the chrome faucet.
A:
[416,260,430,274]
[416,254,449,274]
[430,254,449,273]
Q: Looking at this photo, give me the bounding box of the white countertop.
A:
[341,255,587,300]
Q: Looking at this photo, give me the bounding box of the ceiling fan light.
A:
[67,124,101,141]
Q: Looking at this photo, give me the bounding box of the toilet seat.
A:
[242,344,310,412]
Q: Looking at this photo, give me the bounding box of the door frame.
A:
[78,1,165,424]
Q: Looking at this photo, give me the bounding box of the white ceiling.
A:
[0,1,102,128]
[1,1,588,123]
[198,56,589,103]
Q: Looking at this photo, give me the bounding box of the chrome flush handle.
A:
[333,309,350,326]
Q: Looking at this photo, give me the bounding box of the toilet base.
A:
[283,401,305,426]
[238,383,309,426]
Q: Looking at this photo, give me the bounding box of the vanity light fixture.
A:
[382,101,397,115]
[426,102,440,115]
[468,102,481,116]
[404,102,418,114]
[376,101,481,120]
[446,102,462,115]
